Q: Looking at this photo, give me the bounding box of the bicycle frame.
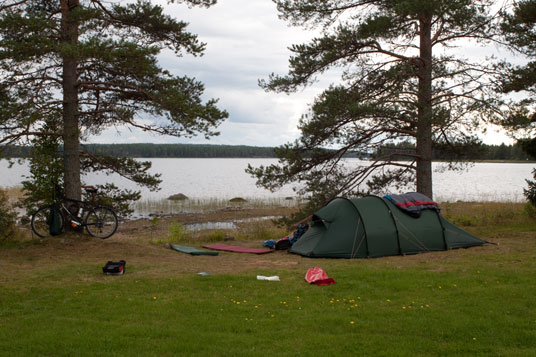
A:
[53,184,109,229]
[31,183,119,239]
[58,197,89,228]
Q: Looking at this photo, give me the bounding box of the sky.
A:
[90,0,514,147]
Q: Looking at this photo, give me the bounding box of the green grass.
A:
[1,201,535,356]
[146,220,289,246]
[1,260,534,355]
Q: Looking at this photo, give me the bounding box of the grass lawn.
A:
[1,202,535,356]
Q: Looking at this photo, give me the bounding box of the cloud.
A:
[88,0,513,147]
[89,0,324,146]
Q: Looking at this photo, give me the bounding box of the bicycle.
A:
[31,184,118,239]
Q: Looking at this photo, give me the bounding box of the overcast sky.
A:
[90,0,513,146]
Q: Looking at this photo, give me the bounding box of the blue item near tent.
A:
[263,240,276,248]
[264,223,310,250]
[290,223,309,244]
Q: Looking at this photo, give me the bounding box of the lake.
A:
[0,158,534,203]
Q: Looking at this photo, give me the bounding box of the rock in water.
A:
[168,193,189,200]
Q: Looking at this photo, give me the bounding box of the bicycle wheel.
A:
[31,205,65,238]
[84,207,118,239]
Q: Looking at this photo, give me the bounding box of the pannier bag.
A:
[47,203,62,236]
[102,260,126,275]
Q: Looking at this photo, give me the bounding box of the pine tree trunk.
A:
[61,0,81,201]
[416,15,434,199]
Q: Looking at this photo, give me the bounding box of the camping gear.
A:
[275,237,292,250]
[47,202,62,236]
[305,267,335,285]
[263,239,276,248]
[170,244,219,256]
[257,275,280,281]
[102,260,126,275]
[203,243,273,254]
[264,223,310,250]
[384,192,440,218]
[290,223,309,243]
[289,195,486,259]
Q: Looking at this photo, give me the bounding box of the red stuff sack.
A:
[305,267,335,285]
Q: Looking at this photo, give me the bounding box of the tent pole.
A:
[374,196,402,255]
[345,197,370,257]
[436,212,448,250]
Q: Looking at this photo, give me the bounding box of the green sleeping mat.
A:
[170,244,219,256]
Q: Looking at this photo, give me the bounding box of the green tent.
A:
[289,196,486,258]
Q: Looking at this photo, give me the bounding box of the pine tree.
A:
[500,0,536,206]
[0,0,227,202]
[249,0,501,219]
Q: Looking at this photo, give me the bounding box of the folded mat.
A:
[170,244,219,256]
[202,243,273,254]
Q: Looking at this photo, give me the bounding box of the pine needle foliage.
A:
[0,0,228,204]
[249,0,503,223]
[499,0,536,207]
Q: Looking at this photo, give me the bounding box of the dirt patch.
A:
[1,204,531,287]
[0,206,305,286]
[0,233,305,287]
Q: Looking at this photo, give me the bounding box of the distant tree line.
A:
[1,142,534,161]
[83,144,276,158]
[0,143,276,159]
[372,142,534,161]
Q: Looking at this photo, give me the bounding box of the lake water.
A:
[0,158,534,203]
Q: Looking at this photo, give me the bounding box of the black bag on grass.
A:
[275,237,292,250]
[47,203,62,236]
[102,260,126,275]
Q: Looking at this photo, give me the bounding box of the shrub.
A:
[524,168,536,207]
[206,231,227,242]
[168,222,189,243]
[524,202,536,219]
[0,188,18,241]
[235,221,288,241]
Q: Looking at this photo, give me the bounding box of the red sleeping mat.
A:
[202,243,273,254]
